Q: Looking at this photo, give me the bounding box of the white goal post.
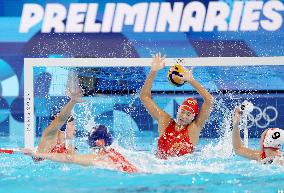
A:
[24,56,284,149]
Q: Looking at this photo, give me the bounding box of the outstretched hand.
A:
[151,53,165,72]
[20,148,36,156]
[180,67,194,82]
[69,89,85,103]
[233,106,241,125]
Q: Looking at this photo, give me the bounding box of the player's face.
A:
[95,139,106,147]
[176,108,194,126]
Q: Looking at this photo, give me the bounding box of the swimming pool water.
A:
[0,136,283,193]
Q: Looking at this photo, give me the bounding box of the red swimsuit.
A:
[50,144,137,173]
[103,148,138,173]
[157,120,194,159]
[33,143,69,162]
[50,143,69,154]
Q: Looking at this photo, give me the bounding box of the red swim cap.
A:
[179,98,198,116]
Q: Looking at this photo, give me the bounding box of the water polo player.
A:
[232,105,284,165]
[23,125,138,173]
[32,89,83,161]
[140,53,214,159]
[49,113,76,153]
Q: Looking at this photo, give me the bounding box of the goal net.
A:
[24,57,284,149]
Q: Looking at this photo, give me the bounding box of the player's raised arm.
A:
[140,53,169,122]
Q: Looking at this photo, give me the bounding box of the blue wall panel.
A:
[0,0,283,138]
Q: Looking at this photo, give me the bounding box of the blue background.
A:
[0,0,284,138]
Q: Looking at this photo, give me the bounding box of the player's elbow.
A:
[140,93,150,103]
[204,96,214,110]
[233,147,241,155]
[206,96,214,106]
[233,146,245,157]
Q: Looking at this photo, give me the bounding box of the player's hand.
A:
[233,106,242,125]
[150,53,165,72]
[180,67,194,82]
[20,148,35,156]
[69,89,85,103]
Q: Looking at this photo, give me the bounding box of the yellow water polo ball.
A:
[167,63,185,87]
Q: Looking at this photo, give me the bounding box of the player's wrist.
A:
[150,68,159,73]
[187,78,195,84]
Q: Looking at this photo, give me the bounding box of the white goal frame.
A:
[24,56,284,149]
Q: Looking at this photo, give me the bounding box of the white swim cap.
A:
[263,128,284,148]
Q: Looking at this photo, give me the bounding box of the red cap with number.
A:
[179,98,198,116]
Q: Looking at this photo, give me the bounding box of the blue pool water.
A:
[0,136,283,193]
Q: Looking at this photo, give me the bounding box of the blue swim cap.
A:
[87,125,113,147]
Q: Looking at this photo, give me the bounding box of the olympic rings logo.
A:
[245,106,278,129]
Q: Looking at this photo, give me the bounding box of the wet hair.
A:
[87,125,113,148]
